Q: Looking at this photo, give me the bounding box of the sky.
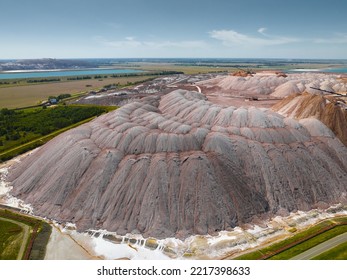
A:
[1,0,347,59]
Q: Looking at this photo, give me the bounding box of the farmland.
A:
[0,208,51,260]
[110,61,340,75]
[0,75,157,109]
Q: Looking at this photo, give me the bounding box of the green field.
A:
[0,105,117,162]
[128,62,233,75]
[0,219,26,259]
[0,208,52,260]
[115,61,340,74]
[313,242,347,260]
[269,225,347,259]
[0,75,157,109]
[234,216,347,260]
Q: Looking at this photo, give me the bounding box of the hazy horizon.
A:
[2,58,347,62]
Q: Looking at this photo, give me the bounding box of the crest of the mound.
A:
[7,89,347,239]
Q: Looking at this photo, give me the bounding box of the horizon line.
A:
[1,57,347,61]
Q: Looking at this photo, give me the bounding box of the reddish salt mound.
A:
[271,81,302,98]
[273,92,347,146]
[8,90,347,238]
[215,75,285,95]
[199,73,347,98]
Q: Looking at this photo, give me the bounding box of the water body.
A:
[324,67,347,73]
[289,67,347,74]
[0,68,144,80]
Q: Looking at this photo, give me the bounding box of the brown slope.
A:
[272,92,347,146]
[7,90,347,239]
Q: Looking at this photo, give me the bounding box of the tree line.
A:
[0,106,107,148]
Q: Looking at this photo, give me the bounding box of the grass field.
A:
[0,219,25,259]
[269,225,347,259]
[234,216,347,260]
[0,75,156,109]
[312,241,347,260]
[0,208,52,260]
[131,63,233,74]
[116,62,340,75]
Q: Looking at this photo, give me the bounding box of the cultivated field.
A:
[0,75,156,109]
[0,218,27,259]
[0,208,51,260]
[113,62,340,75]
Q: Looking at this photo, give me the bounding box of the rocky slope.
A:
[272,92,347,146]
[198,72,347,97]
[8,90,347,238]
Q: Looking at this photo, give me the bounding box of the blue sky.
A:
[1,0,347,59]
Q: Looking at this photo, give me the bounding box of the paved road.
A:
[290,232,347,260]
[0,217,30,260]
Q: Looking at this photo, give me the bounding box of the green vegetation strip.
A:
[0,219,24,260]
[234,216,347,260]
[0,70,179,89]
[0,116,94,162]
[0,105,117,162]
[0,208,52,260]
[312,241,347,260]
[269,225,347,259]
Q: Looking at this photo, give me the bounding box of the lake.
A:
[288,67,347,74]
[0,68,144,80]
[324,67,347,73]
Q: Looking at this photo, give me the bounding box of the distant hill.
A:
[0,58,95,71]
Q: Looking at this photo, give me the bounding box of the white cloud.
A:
[98,36,207,50]
[313,33,347,44]
[209,29,299,47]
[258,27,267,35]
[102,36,143,48]
[144,40,207,49]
